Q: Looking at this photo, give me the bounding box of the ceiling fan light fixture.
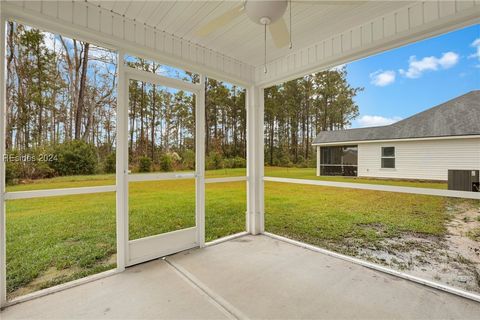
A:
[245,0,288,25]
[260,17,272,25]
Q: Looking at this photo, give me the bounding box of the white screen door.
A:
[123,69,204,266]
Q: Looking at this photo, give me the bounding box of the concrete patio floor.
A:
[2,235,480,319]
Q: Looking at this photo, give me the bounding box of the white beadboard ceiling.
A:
[89,0,412,67]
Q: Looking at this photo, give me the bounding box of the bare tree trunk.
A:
[204,83,209,154]
[36,41,44,146]
[140,81,145,155]
[75,42,89,140]
[151,85,156,159]
[6,22,15,150]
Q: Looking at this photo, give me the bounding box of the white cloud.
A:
[399,52,459,78]
[369,70,396,86]
[468,38,480,62]
[356,115,402,128]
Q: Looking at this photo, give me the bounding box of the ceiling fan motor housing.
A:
[245,0,288,25]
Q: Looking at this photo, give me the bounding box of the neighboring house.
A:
[313,91,480,181]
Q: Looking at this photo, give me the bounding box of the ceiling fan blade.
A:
[293,1,367,5]
[269,17,290,48]
[196,5,244,37]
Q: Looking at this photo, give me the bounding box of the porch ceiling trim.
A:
[1,1,255,87]
[255,0,480,87]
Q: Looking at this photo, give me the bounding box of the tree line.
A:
[4,22,247,182]
[264,69,362,167]
[6,22,117,153]
[4,22,361,183]
[125,60,247,172]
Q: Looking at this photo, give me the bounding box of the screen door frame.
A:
[119,66,205,267]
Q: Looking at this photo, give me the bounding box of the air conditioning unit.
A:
[448,170,480,192]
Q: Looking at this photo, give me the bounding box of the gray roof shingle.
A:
[313,90,480,145]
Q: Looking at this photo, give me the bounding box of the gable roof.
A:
[313,90,480,145]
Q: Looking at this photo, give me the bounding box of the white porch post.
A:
[116,50,127,271]
[0,8,7,307]
[196,75,206,247]
[247,86,264,235]
[316,146,320,176]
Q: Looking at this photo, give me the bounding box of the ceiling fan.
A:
[196,0,362,73]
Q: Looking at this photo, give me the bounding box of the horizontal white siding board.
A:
[155,31,164,52]
[351,28,361,49]
[333,35,342,55]
[174,40,182,59]
[58,1,73,24]
[409,4,424,28]
[134,23,145,46]
[342,32,352,52]
[112,1,129,16]
[100,11,113,36]
[396,8,409,33]
[358,138,480,181]
[87,6,101,31]
[324,39,333,57]
[24,1,41,13]
[423,1,440,23]
[457,0,476,11]
[124,1,145,20]
[362,23,372,45]
[42,0,57,19]
[372,17,383,41]
[124,19,135,42]
[384,14,396,38]
[73,1,87,28]
[440,1,457,17]
[145,27,154,49]
[112,14,124,39]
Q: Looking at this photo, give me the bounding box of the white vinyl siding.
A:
[358,138,480,181]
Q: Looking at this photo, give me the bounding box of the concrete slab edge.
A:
[263,232,480,304]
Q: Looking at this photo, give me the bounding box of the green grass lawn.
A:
[5,167,457,299]
[6,193,117,298]
[5,171,247,299]
[265,182,452,254]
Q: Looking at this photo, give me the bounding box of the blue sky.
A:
[344,24,479,128]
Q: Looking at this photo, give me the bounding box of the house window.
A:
[381,147,395,168]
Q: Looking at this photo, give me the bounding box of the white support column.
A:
[0,10,7,307]
[116,50,127,271]
[196,76,206,247]
[316,146,320,176]
[247,86,264,235]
